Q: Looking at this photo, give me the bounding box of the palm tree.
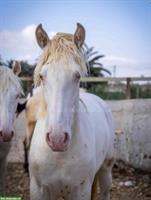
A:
[0,55,2,66]
[6,59,14,68]
[19,61,36,77]
[82,44,111,77]
[0,55,6,66]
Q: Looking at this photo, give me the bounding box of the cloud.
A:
[0,25,150,77]
[102,55,151,77]
[48,31,56,39]
[103,55,137,64]
[21,24,36,41]
[16,54,33,61]
[0,24,56,63]
[0,25,36,50]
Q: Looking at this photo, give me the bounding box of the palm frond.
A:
[99,67,111,75]
[86,51,99,59]
[89,55,105,65]
[82,43,111,77]
[90,62,103,67]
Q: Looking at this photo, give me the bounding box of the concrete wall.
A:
[107,99,151,171]
[7,99,151,171]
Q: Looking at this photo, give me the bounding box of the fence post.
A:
[126,78,131,99]
[136,84,140,98]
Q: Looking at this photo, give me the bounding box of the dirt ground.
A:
[5,161,151,200]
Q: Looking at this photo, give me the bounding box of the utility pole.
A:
[113,65,116,77]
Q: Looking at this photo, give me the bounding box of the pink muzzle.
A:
[46,132,69,152]
[0,130,14,142]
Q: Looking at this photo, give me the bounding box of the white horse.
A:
[16,86,44,173]
[29,23,115,200]
[0,62,23,195]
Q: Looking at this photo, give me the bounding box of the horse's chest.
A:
[30,150,94,188]
[31,155,92,200]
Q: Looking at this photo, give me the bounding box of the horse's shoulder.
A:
[79,91,110,112]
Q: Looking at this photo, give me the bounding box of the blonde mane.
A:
[0,66,23,93]
[34,33,87,85]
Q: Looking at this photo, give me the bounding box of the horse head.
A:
[0,61,23,142]
[34,23,87,151]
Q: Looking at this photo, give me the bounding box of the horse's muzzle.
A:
[46,132,69,152]
[0,131,14,142]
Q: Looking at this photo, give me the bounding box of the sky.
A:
[0,0,151,77]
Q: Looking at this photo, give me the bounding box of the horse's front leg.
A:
[23,138,29,173]
[30,177,43,200]
[71,181,92,200]
[23,121,36,173]
[97,159,114,200]
[91,172,99,200]
[0,157,7,196]
[30,177,50,200]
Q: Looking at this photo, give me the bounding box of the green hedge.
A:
[86,84,151,100]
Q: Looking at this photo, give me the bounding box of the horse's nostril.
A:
[11,131,14,137]
[64,132,69,143]
[0,131,2,136]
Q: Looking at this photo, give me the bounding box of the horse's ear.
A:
[12,61,21,75]
[35,24,50,49]
[74,23,85,48]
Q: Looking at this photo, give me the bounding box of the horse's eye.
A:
[73,71,81,82]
